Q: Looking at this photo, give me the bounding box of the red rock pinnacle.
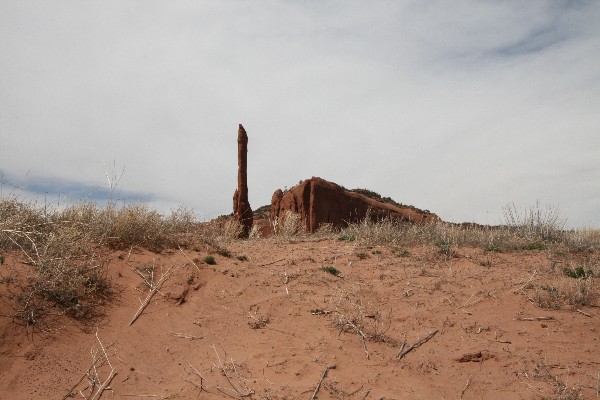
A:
[233,124,253,238]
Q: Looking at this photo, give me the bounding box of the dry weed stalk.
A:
[330,288,393,353]
[129,264,178,326]
[211,345,255,398]
[62,328,116,400]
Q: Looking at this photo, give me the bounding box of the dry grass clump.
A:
[534,275,597,310]
[198,217,243,243]
[1,197,198,253]
[0,196,199,328]
[531,257,598,310]
[330,288,394,345]
[337,203,600,253]
[271,211,306,238]
[503,201,565,243]
[561,228,600,252]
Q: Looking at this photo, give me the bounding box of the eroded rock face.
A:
[271,177,438,232]
[233,124,253,237]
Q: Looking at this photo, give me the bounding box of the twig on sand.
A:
[181,361,206,392]
[89,329,117,400]
[61,358,104,400]
[397,330,439,360]
[178,247,202,272]
[460,375,473,399]
[513,269,537,293]
[169,332,203,340]
[517,316,555,321]
[361,388,372,400]
[212,345,254,398]
[311,364,336,400]
[62,329,116,400]
[576,309,594,318]
[129,264,177,326]
[89,369,116,400]
[347,321,369,359]
[259,258,285,267]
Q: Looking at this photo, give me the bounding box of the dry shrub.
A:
[315,222,335,237]
[338,209,595,253]
[248,223,262,239]
[534,276,597,310]
[0,197,199,328]
[33,261,112,320]
[271,211,306,238]
[532,361,584,400]
[330,288,393,344]
[503,201,566,243]
[199,217,243,243]
[561,228,600,252]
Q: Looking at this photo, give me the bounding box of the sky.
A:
[1,1,599,227]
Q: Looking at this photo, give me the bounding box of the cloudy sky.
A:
[1,1,599,227]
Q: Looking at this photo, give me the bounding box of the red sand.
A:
[1,239,598,399]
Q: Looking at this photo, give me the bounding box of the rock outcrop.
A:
[233,124,253,237]
[271,177,438,232]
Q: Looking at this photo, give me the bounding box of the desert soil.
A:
[1,238,599,399]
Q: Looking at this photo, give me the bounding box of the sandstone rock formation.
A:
[271,177,438,232]
[233,124,253,237]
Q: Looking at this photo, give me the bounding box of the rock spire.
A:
[233,124,253,237]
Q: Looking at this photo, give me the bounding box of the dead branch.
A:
[178,247,202,272]
[259,258,285,267]
[181,360,206,393]
[311,364,336,400]
[347,320,369,359]
[517,316,555,321]
[169,332,203,340]
[89,369,116,400]
[211,345,254,398]
[576,309,594,318]
[460,375,473,399]
[361,388,372,400]
[89,329,117,400]
[129,264,177,326]
[397,330,439,360]
[61,357,104,400]
[513,269,537,293]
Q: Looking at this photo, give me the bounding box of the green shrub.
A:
[204,255,216,265]
[563,266,594,279]
[321,266,341,277]
[338,235,355,241]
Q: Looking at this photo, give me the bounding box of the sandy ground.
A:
[1,238,599,399]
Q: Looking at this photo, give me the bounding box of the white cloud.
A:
[1,1,599,226]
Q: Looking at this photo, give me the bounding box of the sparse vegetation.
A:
[321,266,341,277]
[336,205,600,253]
[204,255,216,265]
[0,196,198,328]
[349,188,432,215]
[0,193,598,398]
[338,234,355,241]
[215,246,231,258]
[563,266,594,279]
[271,210,305,237]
